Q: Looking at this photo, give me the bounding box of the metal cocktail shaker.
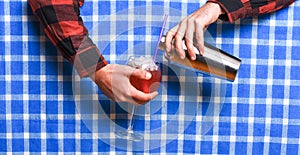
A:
[158,35,241,82]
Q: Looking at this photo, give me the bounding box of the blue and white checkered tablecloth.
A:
[1,0,300,154]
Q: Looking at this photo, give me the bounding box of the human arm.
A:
[208,0,295,23]
[28,0,158,105]
[165,0,295,60]
[28,0,108,77]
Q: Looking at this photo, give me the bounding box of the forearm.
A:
[28,0,108,77]
[207,0,295,23]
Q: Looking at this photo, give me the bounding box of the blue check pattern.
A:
[0,0,300,154]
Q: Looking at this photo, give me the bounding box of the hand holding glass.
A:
[115,56,162,141]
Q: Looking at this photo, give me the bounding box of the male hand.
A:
[90,64,158,105]
[165,2,224,60]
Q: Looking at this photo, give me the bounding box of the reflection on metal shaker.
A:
[158,35,241,82]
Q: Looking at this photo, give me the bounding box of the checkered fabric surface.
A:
[0,0,300,154]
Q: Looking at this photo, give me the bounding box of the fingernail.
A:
[146,72,152,79]
[191,56,196,60]
[180,55,185,59]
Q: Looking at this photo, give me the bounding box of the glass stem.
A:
[127,105,136,131]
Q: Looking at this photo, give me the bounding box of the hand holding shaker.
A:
[158,35,241,82]
[127,56,162,93]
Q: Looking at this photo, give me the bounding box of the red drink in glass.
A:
[127,56,162,93]
[130,69,161,93]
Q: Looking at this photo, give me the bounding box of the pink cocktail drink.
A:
[130,69,161,93]
[127,56,162,93]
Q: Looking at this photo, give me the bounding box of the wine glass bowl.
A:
[130,65,162,94]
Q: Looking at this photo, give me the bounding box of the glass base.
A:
[115,129,144,141]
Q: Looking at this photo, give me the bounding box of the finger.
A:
[164,52,171,60]
[195,21,205,55]
[174,20,187,59]
[185,17,197,60]
[131,69,152,80]
[165,28,177,56]
[131,90,159,105]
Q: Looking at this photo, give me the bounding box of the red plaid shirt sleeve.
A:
[28,0,108,78]
[207,0,295,23]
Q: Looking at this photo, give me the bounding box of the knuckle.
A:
[176,30,185,38]
[174,42,180,49]
[194,19,201,25]
[167,30,177,37]
[174,34,183,41]
[195,31,203,39]
[130,90,140,100]
[194,19,202,26]
[185,37,193,44]
[194,19,204,27]
[128,89,134,97]
[186,43,194,50]
[166,31,174,36]
[187,17,195,25]
[117,96,126,103]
